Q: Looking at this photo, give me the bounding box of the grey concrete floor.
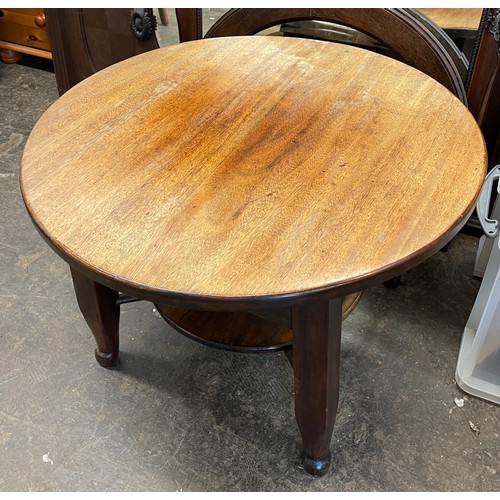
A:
[1,10,499,492]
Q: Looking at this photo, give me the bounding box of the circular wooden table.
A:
[20,37,486,476]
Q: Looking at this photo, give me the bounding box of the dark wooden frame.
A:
[45,8,159,95]
[176,7,467,103]
[467,8,500,171]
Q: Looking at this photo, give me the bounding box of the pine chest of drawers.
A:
[0,8,51,63]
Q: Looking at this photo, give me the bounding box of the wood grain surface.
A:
[155,291,362,351]
[418,8,482,30]
[20,37,487,308]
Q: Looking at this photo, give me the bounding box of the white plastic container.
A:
[456,165,500,404]
[456,237,500,404]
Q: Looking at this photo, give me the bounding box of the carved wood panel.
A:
[45,8,159,95]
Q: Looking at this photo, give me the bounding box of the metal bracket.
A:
[476,164,500,238]
[116,293,142,306]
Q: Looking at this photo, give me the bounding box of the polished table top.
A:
[20,36,487,308]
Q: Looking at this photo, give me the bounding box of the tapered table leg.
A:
[70,267,120,367]
[292,297,342,476]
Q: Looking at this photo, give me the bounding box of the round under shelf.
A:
[156,291,362,353]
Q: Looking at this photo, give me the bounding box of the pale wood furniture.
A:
[157,8,169,26]
[0,8,51,63]
[419,8,483,32]
[20,36,486,476]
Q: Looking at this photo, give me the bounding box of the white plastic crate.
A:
[456,165,500,404]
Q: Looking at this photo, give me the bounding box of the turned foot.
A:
[94,348,119,368]
[0,48,23,64]
[70,267,120,367]
[302,451,331,476]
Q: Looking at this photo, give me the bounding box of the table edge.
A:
[22,195,478,311]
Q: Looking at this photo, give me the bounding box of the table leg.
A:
[70,267,120,368]
[292,297,342,476]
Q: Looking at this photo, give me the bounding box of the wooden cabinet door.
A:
[46,8,159,95]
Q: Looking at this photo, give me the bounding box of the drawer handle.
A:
[35,13,46,28]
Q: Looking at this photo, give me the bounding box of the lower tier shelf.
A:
[155,291,362,353]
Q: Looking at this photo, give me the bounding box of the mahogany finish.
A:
[156,305,292,352]
[467,8,500,171]
[45,8,159,96]
[20,37,487,476]
[175,8,202,43]
[177,7,480,239]
[292,298,342,475]
[70,267,120,368]
[20,38,485,308]
[418,8,483,64]
[155,291,362,352]
[202,8,467,103]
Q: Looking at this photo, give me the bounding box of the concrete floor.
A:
[0,9,499,492]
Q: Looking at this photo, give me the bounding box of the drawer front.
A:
[0,8,50,52]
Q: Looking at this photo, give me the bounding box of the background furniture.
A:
[416,8,482,59]
[45,8,158,96]
[0,8,51,63]
[177,7,468,103]
[467,9,500,171]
